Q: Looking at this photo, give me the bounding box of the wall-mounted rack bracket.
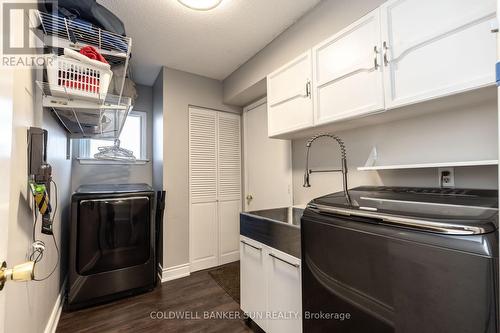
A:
[34,10,133,141]
[36,81,133,140]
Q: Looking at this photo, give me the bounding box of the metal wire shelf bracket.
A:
[35,10,133,140]
[36,81,133,139]
[36,10,132,64]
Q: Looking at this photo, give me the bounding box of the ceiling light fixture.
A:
[178,0,223,11]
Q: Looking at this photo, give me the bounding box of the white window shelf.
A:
[77,158,149,165]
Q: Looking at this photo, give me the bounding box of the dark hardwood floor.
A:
[57,267,256,333]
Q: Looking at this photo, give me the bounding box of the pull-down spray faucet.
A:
[303,133,350,202]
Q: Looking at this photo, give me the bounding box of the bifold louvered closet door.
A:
[189,107,241,272]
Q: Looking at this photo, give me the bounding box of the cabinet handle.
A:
[241,240,262,251]
[305,80,311,98]
[383,41,389,67]
[373,45,379,70]
[269,253,300,268]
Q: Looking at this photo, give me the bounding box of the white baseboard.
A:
[158,263,191,283]
[44,277,67,333]
[220,252,240,265]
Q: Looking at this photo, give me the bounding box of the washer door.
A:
[77,196,151,275]
[301,211,497,333]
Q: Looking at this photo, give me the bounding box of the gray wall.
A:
[292,98,498,205]
[4,69,72,333]
[223,0,386,105]
[220,0,498,205]
[70,84,154,191]
[159,67,241,269]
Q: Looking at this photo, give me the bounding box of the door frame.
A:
[0,67,14,333]
[242,97,293,212]
[243,97,266,212]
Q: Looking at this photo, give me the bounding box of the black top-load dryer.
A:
[301,186,498,333]
[68,184,156,310]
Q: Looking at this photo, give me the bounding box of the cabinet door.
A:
[312,9,384,125]
[267,249,302,333]
[267,51,313,137]
[240,237,268,331]
[381,0,496,109]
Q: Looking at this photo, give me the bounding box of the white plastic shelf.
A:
[357,160,498,171]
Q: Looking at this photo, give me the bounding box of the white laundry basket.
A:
[46,55,112,102]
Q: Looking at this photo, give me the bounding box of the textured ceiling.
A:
[98,0,321,85]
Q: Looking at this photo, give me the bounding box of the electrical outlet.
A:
[438,168,455,188]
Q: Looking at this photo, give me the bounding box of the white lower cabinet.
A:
[240,236,302,333]
[240,237,268,330]
[266,249,302,333]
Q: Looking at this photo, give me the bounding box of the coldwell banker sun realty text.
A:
[149,311,352,321]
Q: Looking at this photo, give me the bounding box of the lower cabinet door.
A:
[240,236,268,330]
[267,249,302,333]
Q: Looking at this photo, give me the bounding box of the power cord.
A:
[30,179,60,281]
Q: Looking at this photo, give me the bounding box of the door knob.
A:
[246,194,253,205]
[0,261,35,291]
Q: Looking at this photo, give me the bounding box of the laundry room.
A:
[0,0,498,333]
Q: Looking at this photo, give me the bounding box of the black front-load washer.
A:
[68,184,156,310]
[301,186,498,333]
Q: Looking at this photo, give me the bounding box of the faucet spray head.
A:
[303,170,311,188]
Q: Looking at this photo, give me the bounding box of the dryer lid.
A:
[75,183,154,194]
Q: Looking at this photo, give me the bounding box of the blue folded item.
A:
[101,31,128,53]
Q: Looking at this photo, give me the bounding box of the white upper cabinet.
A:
[267,51,313,137]
[265,0,496,137]
[312,9,385,125]
[381,0,497,109]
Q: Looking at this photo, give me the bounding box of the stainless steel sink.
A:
[240,207,303,258]
[244,207,303,227]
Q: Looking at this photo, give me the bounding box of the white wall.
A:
[292,98,498,205]
[4,68,72,333]
[159,67,241,269]
[223,0,386,105]
[70,84,154,191]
